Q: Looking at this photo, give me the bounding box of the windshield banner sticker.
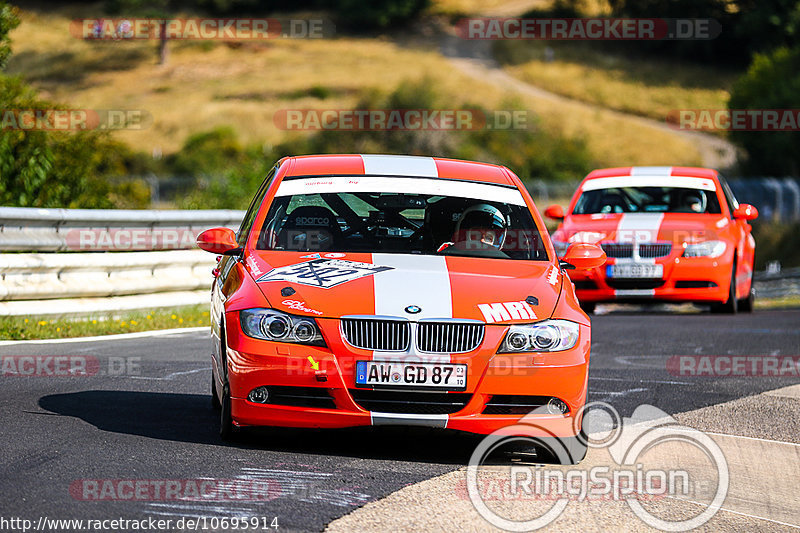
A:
[256,259,394,288]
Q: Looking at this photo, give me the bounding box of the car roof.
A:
[280,154,517,186]
[584,166,719,181]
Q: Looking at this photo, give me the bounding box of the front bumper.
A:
[569,254,732,304]
[223,314,590,437]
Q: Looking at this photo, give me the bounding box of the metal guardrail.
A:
[0,207,244,252]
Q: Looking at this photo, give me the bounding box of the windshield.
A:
[574,186,722,215]
[256,176,548,260]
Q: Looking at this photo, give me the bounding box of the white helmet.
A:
[455,204,508,249]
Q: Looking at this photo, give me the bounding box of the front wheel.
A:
[738,272,755,313]
[219,384,238,441]
[211,372,221,410]
[711,266,737,314]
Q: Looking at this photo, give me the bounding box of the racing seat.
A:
[276,206,342,251]
[598,192,627,213]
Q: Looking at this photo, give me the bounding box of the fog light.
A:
[247,386,270,404]
[546,397,568,415]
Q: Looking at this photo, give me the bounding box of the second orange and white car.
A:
[546,166,758,314]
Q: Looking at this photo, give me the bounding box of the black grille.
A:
[573,280,598,290]
[265,386,336,409]
[601,243,633,258]
[639,243,672,258]
[606,279,665,290]
[341,318,410,351]
[482,395,557,415]
[349,389,471,414]
[416,322,484,353]
[601,242,671,259]
[675,280,718,288]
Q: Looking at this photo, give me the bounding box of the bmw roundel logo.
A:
[405,305,421,314]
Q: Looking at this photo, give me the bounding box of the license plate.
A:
[355,361,467,390]
[607,263,664,278]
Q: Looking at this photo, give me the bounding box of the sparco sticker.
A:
[256,259,393,288]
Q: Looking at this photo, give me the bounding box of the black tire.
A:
[738,275,755,313]
[219,384,238,441]
[580,302,596,315]
[211,372,221,410]
[538,430,589,465]
[711,265,737,314]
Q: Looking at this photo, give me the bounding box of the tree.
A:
[0,1,19,70]
[728,46,800,175]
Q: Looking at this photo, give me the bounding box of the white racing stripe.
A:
[361,154,439,177]
[372,254,453,322]
[630,166,672,176]
[368,254,455,428]
[613,213,664,299]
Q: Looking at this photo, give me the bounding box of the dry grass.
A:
[8,7,704,168]
[496,41,736,124]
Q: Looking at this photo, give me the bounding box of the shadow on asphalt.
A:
[38,390,493,465]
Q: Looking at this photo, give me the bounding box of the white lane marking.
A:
[591,376,692,385]
[0,327,208,346]
[613,355,669,368]
[127,368,208,381]
[370,412,448,428]
[588,387,648,400]
[361,154,438,177]
[664,495,800,529]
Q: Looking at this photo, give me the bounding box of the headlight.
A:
[240,308,326,346]
[552,239,569,257]
[499,319,579,353]
[683,240,726,258]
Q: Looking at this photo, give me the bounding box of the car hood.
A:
[244,251,562,322]
[555,213,729,244]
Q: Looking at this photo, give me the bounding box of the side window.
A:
[717,175,739,216]
[236,166,277,246]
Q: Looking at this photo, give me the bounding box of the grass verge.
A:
[0,305,209,341]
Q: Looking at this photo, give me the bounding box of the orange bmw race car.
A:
[546,166,758,314]
[196,154,605,463]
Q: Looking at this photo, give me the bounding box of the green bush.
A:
[0,76,149,208]
[729,46,800,175]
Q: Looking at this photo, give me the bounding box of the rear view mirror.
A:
[560,243,606,270]
[197,227,241,255]
[733,203,758,221]
[544,205,565,220]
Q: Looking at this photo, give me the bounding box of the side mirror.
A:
[544,205,565,220]
[197,227,241,255]
[561,243,606,270]
[733,203,758,221]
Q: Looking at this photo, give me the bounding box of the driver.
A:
[438,203,508,256]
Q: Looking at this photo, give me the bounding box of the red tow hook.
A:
[314,371,328,382]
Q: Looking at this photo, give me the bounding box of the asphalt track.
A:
[0,308,798,532]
